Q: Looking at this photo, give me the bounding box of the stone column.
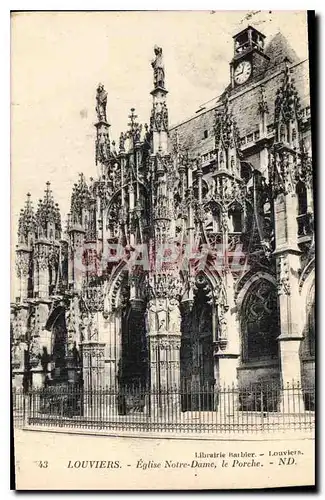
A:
[68,226,85,292]
[147,297,181,419]
[276,252,304,412]
[101,310,120,416]
[11,304,29,389]
[214,272,240,416]
[12,340,27,390]
[273,159,304,411]
[34,241,51,299]
[16,247,31,302]
[81,340,106,418]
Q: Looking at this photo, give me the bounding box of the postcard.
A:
[11,10,315,490]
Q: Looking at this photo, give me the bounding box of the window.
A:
[247,133,254,143]
[267,124,274,135]
[242,279,280,362]
[296,181,307,215]
[254,130,260,141]
[228,207,242,233]
[203,130,208,139]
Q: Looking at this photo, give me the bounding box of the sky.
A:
[11,10,309,248]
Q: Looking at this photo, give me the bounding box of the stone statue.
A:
[156,299,167,332]
[147,302,157,333]
[96,83,108,122]
[168,299,181,333]
[151,46,165,89]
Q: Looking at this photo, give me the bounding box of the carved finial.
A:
[127,108,142,143]
[128,108,138,132]
[18,192,36,243]
[119,132,125,153]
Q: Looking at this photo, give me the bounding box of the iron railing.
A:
[12,381,315,434]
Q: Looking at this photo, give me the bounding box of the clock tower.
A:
[230,25,270,89]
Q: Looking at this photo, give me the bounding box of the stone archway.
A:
[106,269,149,413]
[119,298,149,391]
[45,305,68,383]
[180,273,215,411]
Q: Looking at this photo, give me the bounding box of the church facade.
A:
[11,26,315,413]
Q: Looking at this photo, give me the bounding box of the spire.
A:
[35,182,61,240]
[274,62,302,144]
[264,32,299,68]
[214,92,240,153]
[70,173,90,226]
[17,192,36,245]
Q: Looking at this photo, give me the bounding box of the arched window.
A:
[296,181,309,236]
[242,279,280,362]
[228,205,243,233]
[205,203,221,233]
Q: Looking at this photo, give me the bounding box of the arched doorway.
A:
[45,305,68,383]
[117,274,149,413]
[180,274,215,411]
[120,303,148,390]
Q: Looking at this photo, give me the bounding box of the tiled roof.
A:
[264,32,299,68]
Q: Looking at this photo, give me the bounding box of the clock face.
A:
[234,60,252,85]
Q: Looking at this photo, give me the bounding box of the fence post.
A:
[23,392,30,427]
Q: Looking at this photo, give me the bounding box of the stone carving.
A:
[168,298,181,333]
[119,132,126,153]
[151,45,165,89]
[156,299,167,332]
[96,83,108,122]
[81,313,99,341]
[151,102,169,133]
[269,147,297,197]
[148,274,183,300]
[96,128,110,164]
[15,252,30,278]
[82,285,104,313]
[274,64,302,142]
[35,182,62,239]
[12,341,23,369]
[277,255,291,296]
[17,193,36,245]
[258,84,269,115]
[29,334,41,368]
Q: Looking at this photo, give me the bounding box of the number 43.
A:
[37,461,48,468]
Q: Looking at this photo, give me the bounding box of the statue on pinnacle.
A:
[151,46,165,89]
[96,83,108,122]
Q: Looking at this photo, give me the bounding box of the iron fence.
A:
[12,381,315,434]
